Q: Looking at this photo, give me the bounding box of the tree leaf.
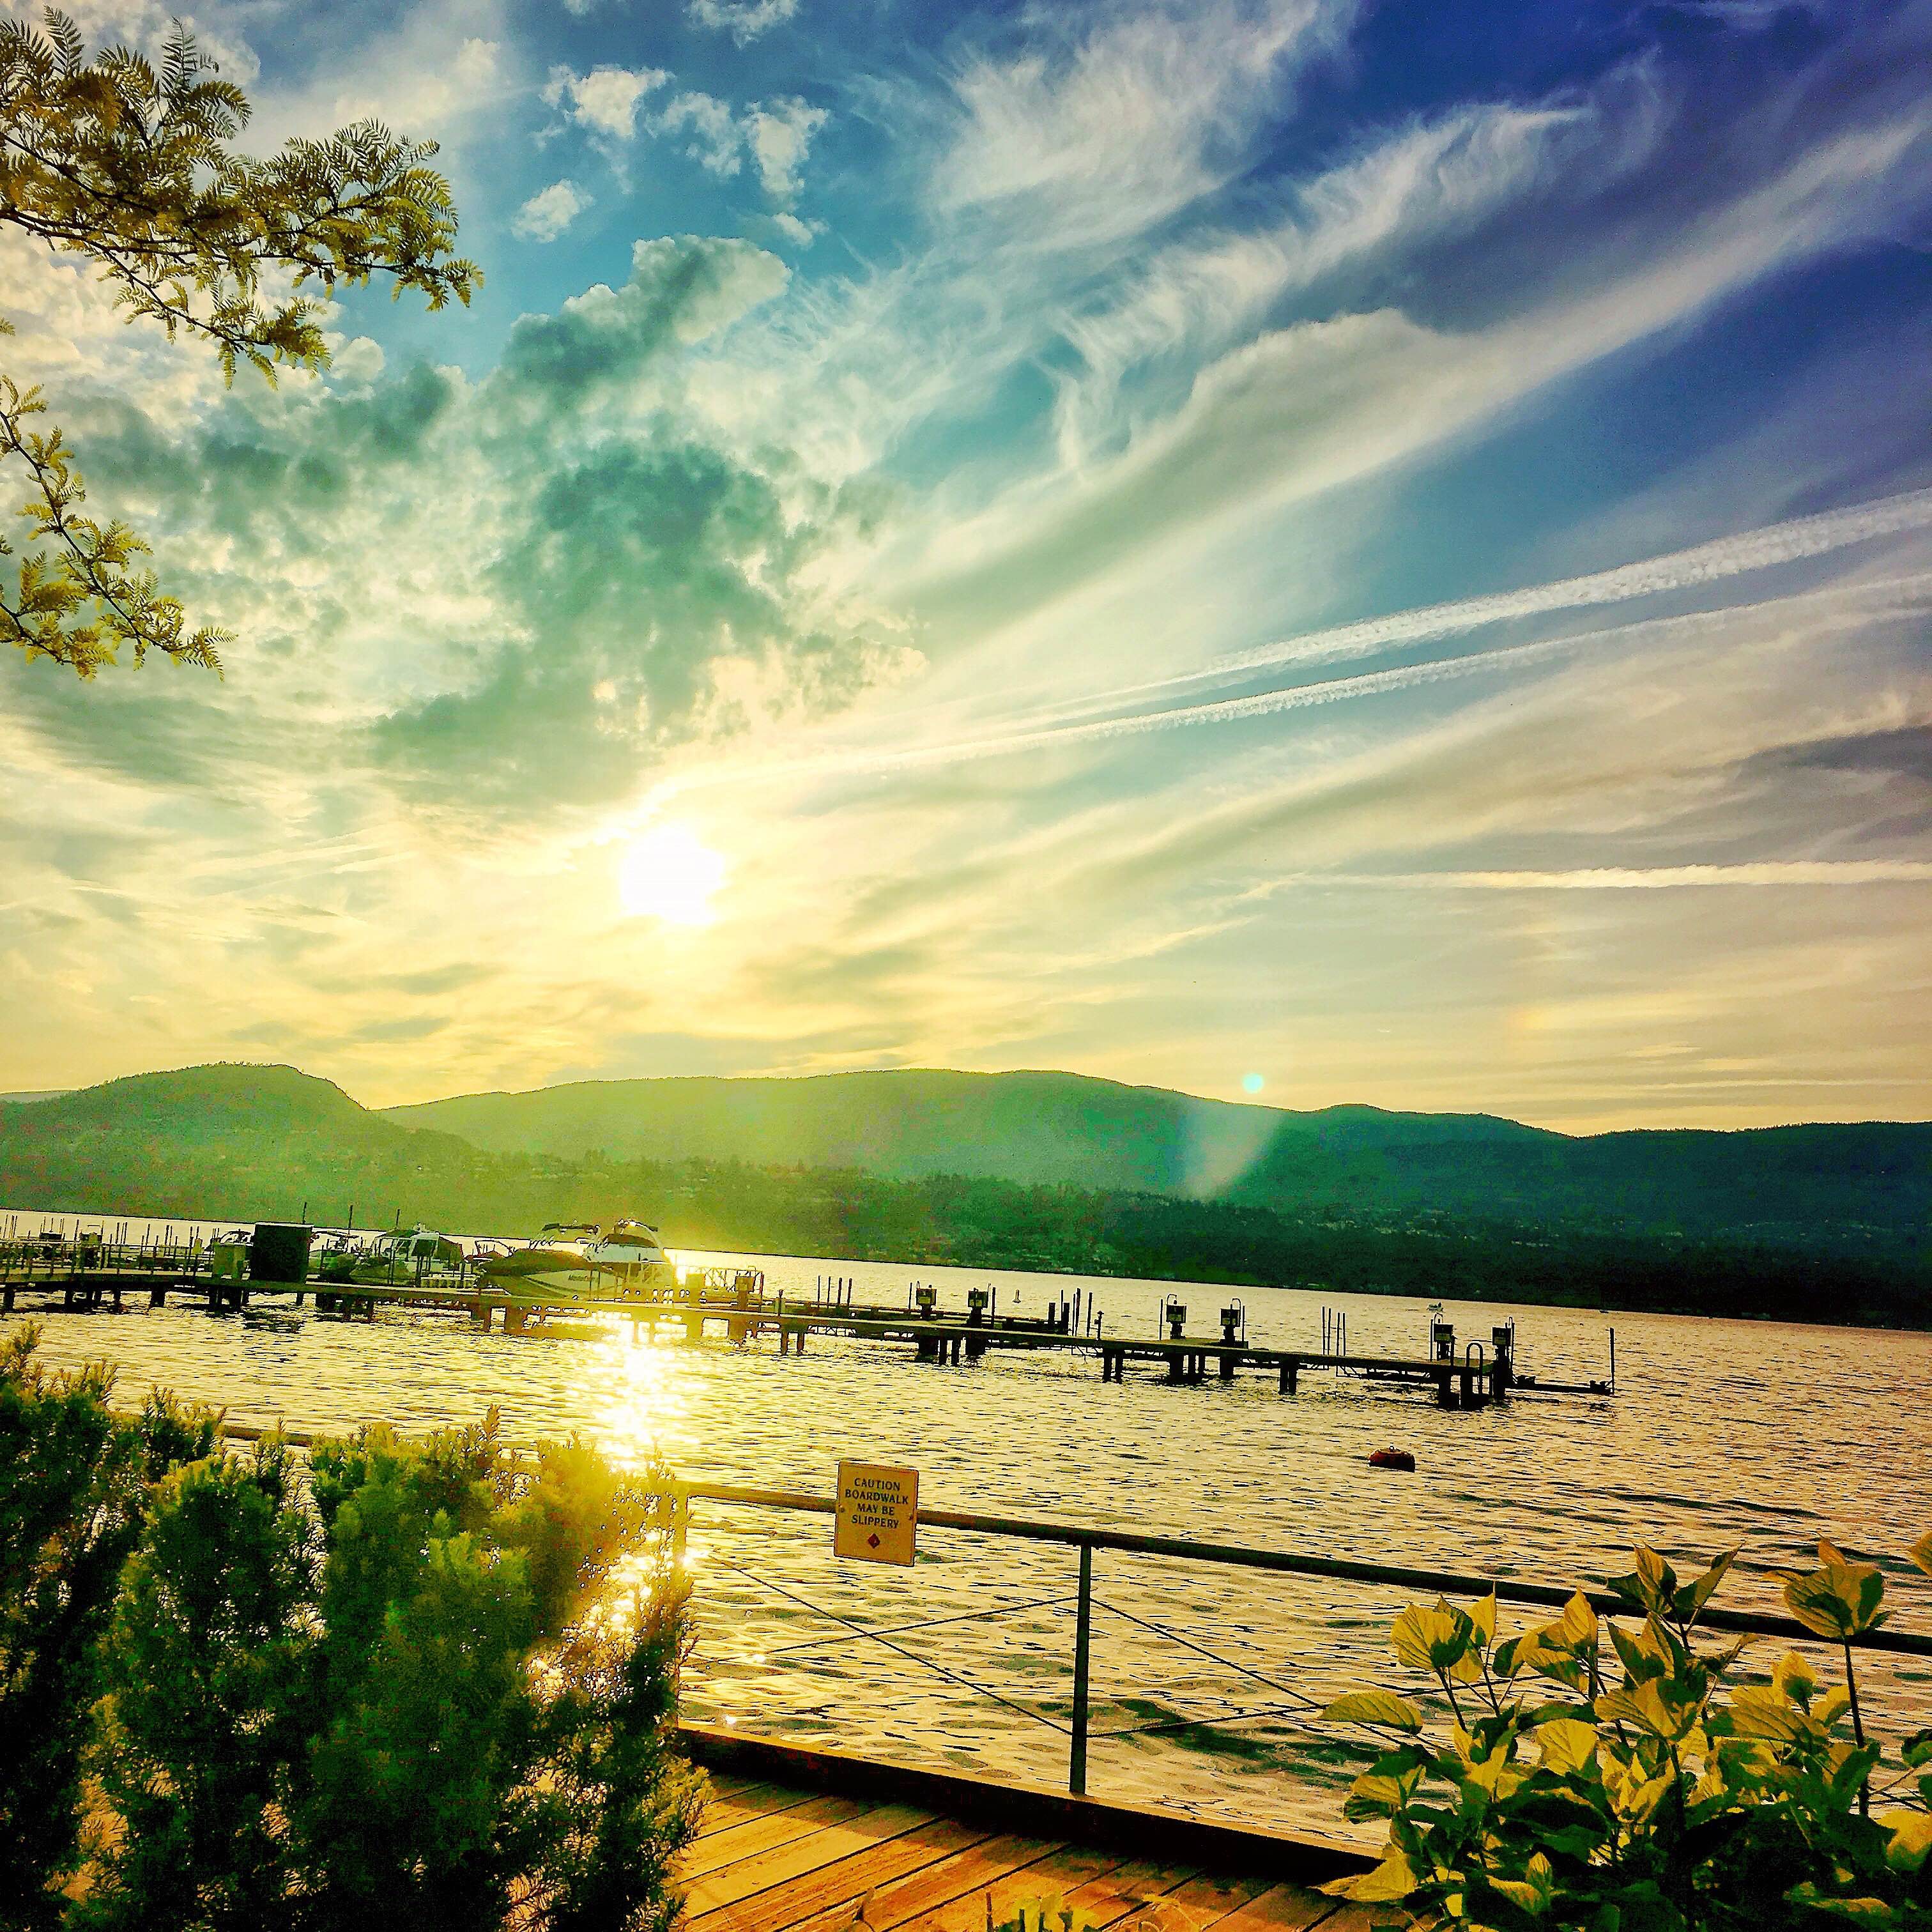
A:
[1881,1809,1932,1873]
[1392,1602,1474,1676]
[1783,1562,1889,1640]
[1324,1690,1423,1733]
[1537,1718,1600,1774]
[1326,1847,1417,1903]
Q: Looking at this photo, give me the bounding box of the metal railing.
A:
[671,1480,1932,1800]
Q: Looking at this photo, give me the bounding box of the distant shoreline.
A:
[7,1195,1929,1338]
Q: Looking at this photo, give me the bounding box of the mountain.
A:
[0,1064,480,1229]
[27,1063,374,1138]
[382,1070,1554,1192]
[3,1062,1926,1324]
[382,1068,1932,1262]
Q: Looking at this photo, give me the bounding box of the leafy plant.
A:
[1322,1537,1932,1931]
[0,1324,219,1929]
[77,1411,704,1932]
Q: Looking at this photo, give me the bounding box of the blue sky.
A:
[2,0,1929,1126]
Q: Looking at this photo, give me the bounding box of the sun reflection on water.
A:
[588,1329,689,1473]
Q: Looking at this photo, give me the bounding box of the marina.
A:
[0,1220,1607,1407]
[6,1228,1928,1840]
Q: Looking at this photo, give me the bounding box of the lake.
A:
[8,1213,1931,1839]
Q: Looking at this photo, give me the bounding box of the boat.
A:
[586,1219,674,1279]
[476,1220,676,1299]
[349,1225,465,1283]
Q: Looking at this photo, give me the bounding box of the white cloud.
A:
[512,179,592,241]
[931,0,1353,246]
[767,211,822,247]
[687,0,801,45]
[649,92,827,203]
[257,0,514,149]
[331,336,387,383]
[658,91,745,177]
[544,62,670,142]
[747,98,828,201]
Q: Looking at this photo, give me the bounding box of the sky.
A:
[2,0,1930,1130]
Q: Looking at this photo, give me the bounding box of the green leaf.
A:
[1908,1531,1932,1579]
[1783,1560,1889,1641]
[1773,1650,1820,1708]
[1723,1685,1807,1743]
[1673,1545,1738,1621]
[1467,1591,1498,1648]
[1344,1767,1422,1822]
[1392,1601,1475,1676]
[1324,1690,1424,1733]
[1627,1546,1677,1614]
[1882,1809,1932,1873]
[1324,1847,1418,1903]
[1537,1717,1600,1774]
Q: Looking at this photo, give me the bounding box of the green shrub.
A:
[76,1413,703,1932]
[1322,1536,1932,1930]
[0,1324,220,1928]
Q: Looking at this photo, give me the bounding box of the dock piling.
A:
[1069,1544,1093,1796]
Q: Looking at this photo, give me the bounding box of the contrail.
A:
[820,479,1931,756]
[632,556,1932,826]
[1261,861,1932,890]
[1002,482,1932,727]
[652,569,1932,798]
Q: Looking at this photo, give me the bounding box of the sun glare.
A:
[618,822,728,926]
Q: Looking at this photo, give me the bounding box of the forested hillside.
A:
[1,1064,1924,1328]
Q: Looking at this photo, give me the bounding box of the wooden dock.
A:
[674,1726,1371,1932]
[0,1247,1610,1406]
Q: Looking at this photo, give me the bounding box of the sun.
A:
[617,822,728,926]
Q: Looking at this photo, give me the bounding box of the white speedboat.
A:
[585,1218,673,1280]
[477,1220,675,1298]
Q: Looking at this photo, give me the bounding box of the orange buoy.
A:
[1368,1447,1416,1472]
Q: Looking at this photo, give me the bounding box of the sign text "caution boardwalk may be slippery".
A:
[834,1460,919,1566]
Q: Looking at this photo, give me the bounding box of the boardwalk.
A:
[675,1731,1374,1932]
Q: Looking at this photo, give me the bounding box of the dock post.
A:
[1069,1543,1092,1796]
[1166,1348,1183,1384]
[1,1285,12,1314]
[1220,1350,1235,1382]
[1280,1358,1298,1395]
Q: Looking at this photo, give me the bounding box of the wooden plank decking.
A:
[677,1766,1375,1932]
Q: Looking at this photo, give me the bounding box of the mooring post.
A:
[1070,1542,1092,1797]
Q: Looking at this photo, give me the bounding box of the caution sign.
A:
[834,1460,919,1565]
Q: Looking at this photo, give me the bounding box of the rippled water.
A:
[10,1216,1931,1839]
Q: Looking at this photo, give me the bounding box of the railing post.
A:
[1070,1542,1092,1797]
